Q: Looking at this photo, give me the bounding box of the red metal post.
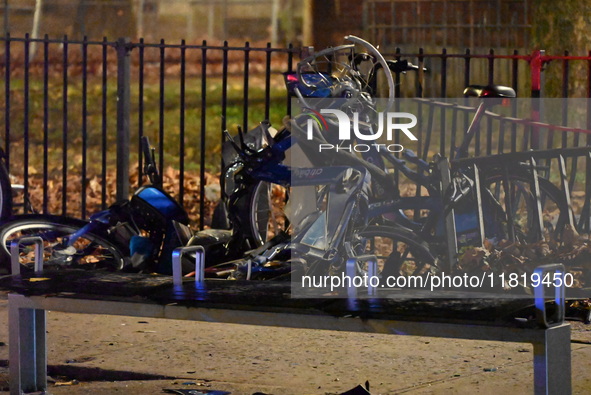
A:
[530,50,545,149]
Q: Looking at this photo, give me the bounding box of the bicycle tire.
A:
[0,158,12,220]
[230,180,288,248]
[0,214,128,273]
[481,166,568,242]
[249,181,288,245]
[353,225,437,279]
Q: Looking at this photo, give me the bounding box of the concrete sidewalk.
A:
[0,293,590,394]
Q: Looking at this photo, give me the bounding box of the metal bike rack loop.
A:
[172,245,205,286]
[10,236,44,274]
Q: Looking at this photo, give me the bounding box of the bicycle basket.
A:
[130,186,189,231]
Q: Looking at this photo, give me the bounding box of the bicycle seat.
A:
[463,85,516,98]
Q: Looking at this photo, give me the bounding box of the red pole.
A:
[530,49,544,98]
[530,50,545,149]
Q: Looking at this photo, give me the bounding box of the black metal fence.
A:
[0,34,299,228]
[2,34,591,230]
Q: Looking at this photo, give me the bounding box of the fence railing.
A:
[2,34,591,230]
[0,34,299,228]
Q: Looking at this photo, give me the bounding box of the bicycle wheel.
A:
[482,166,567,243]
[0,157,12,220]
[352,225,437,279]
[249,181,288,245]
[0,214,128,272]
[231,180,288,248]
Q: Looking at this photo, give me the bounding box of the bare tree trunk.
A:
[30,0,43,59]
[207,4,214,38]
[531,0,591,97]
[186,2,194,41]
[137,0,145,38]
[3,0,8,35]
[302,0,313,45]
[73,0,88,39]
[271,0,279,47]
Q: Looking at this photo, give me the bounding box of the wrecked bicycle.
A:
[0,137,192,274]
[209,36,440,280]
[208,114,438,281]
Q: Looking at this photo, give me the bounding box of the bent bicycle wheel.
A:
[0,214,128,273]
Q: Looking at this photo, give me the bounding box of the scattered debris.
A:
[456,230,591,295]
[162,389,230,395]
[65,356,96,364]
[340,383,372,395]
[568,300,591,323]
[27,277,50,282]
[54,379,79,386]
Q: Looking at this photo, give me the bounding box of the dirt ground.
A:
[0,291,590,395]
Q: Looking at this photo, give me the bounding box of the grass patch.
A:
[0,74,290,180]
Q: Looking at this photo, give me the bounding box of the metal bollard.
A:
[171,245,205,286]
[346,255,379,297]
[10,236,44,274]
[246,259,253,281]
[366,258,378,296]
[534,263,566,328]
[345,258,357,298]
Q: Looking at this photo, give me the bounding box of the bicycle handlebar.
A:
[385,59,427,74]
[141,136,161,186]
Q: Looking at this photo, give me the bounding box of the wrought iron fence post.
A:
[116,37,132,201]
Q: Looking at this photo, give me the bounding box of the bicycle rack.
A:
[454,146,590,239]
[10,236,44,274]
[528,157,545,241]
[472,164,486,247]
[171,245,205,286]
[492,153,577,242]
[346,255,378,297]
[437,157,458,272]
[579,150,591,233]
[533,263,566,329]
[557,155,577,229]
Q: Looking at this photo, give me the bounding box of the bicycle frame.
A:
[224,120,371,268]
